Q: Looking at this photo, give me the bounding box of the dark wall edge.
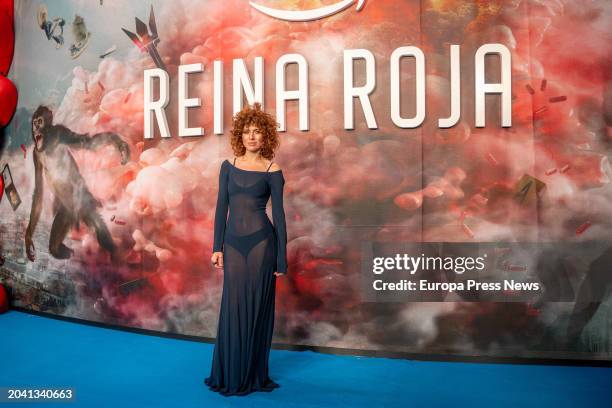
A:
[8,305,612,367]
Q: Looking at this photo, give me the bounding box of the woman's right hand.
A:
[211,251,224,269]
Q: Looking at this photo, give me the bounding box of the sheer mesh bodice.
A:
[205,157,288,396]
[212,158,287,273]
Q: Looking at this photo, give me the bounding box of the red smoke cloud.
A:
[49,0,611,349]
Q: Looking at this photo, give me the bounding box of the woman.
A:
[204,102,288,396]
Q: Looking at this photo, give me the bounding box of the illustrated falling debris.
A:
[576,221,592,235]
[2,164,22,211]
[549,96,567,103]
[545,167,557,175]
[99,45,117,58]
[122,5,166,71]
[513,174,546,205]
[534,106,548,115]
[461,223,475,238]
[69,15,91,59]
[527,79,567,116]
[117,277,149,296]
[486,152,499,166]
[37,4,65,49]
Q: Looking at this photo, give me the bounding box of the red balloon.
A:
[0,74,17,127]
[0,283,8,313]
[0,1,14,76]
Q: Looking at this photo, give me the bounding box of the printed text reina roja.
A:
[143,44,512,139]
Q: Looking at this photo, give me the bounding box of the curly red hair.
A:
[230,102,279,160]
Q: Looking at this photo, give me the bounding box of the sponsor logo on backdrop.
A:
[249,0,365,21]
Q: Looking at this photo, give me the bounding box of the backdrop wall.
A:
[1,0,611,361]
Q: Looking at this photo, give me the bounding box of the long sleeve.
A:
[269,171,288,274]
[212,161,229,253]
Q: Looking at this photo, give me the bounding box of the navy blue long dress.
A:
[204,157,288,396]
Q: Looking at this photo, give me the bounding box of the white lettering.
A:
[178,63,204,137]
[144,68,170,139]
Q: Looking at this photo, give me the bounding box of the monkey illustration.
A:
[25,105,130,262]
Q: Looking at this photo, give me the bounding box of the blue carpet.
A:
[0,310,610,408]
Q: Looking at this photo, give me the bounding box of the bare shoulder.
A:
[269,162,281,172]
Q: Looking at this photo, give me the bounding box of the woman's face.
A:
[241,123,264,153]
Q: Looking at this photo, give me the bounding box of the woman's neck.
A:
[240,151,263,163]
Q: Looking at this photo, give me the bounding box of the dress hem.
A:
[203,377,280,397]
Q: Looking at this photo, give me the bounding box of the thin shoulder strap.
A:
[266,161,274,172]
[233,157,236,165]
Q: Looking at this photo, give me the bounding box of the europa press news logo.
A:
[250,0,365,21]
